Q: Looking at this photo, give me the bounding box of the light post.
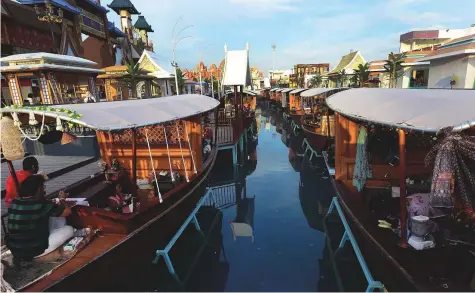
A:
[171,16,193,95]
[34,0,63,54]
[271,44,276,86]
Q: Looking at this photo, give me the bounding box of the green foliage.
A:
[176,67,186,93]
[384,52,407,88]
[309,74,323,88]
[353,63,370,87]
[123,60,141,99]
[336,69,346,87]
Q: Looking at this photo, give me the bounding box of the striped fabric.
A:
[6,198,64,259]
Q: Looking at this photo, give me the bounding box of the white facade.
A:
[426,55,475,89]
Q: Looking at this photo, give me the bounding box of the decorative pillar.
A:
[7,74,22,105]
[38,72,53,104]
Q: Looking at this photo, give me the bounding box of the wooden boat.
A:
[288,88,307,125]
[280,88,293,110]
[299,88,348,152]
[327,88,475,292]
[0,94,221,291]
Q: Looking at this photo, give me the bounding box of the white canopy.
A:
[275,89,285,92]
[300,88,338,98]
[0,95,219,131]
[289,88,307,94]
[222,45,253,88]
[269,88,278,92]
[281,88,294,93]
[0,53,97,67]
[326,88,475,132]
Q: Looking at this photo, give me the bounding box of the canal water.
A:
[140,101,367,292]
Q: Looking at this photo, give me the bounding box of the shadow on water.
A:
[137,101,368,292]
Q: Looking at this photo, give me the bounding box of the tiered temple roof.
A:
[134,15,153,32]
[107,0,140,14]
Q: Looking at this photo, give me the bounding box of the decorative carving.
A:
[111,121,187,145]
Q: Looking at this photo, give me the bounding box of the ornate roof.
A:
[134,15,153,32]
[328,50,365,75]
[18,0,81,14]
[108,21,126,38]
[107,0,140,15]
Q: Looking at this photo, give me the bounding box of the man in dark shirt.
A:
[7,175,72,259]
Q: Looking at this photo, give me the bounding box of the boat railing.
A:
[324,197,385,292]
[152,186,225,282]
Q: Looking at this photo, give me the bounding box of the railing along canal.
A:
[324,197,385,292]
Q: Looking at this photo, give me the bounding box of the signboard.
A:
[400,30,439,42]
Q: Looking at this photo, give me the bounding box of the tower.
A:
[107,0,141,40]
[134,15,154,50]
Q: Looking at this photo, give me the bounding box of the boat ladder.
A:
[152,187,217,282]
[324,197,385,292]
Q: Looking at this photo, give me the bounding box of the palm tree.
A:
[176,68,186,93]
[336,69,346,88]
[124,60,141,99]
[353,63,370,87]
[309,74,323,88]
[384,52,407,88]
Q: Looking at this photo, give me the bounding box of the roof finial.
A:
[224,43,228,53]
[246,42,249,51]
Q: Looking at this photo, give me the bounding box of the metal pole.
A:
[211,73,215,99]
[398,129,409,248]
[172,50,180,95]
[199,70,203,95]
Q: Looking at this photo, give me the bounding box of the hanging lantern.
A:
[1,116,25,161]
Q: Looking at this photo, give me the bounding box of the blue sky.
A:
[103,0,474,75]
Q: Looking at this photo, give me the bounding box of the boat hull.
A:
[25,150,218,292]
[301,122,332,151]
[331,180,474,292]
[291,112,303,126]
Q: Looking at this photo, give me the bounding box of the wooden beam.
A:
[6,160,21,195]
[398,129,409,248]
[15,73,34,78]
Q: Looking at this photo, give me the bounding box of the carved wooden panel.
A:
[111,121,187,145]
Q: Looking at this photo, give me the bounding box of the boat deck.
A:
[333,181,475,292]
[23,233,126,292]
[1,158,100,243]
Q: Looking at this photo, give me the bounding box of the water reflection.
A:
[142,101,366,292]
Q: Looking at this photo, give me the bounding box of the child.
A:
[108,183,132,213]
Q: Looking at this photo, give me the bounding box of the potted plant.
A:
[450,74,457,89]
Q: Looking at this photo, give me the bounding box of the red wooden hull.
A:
[24,149,218,292]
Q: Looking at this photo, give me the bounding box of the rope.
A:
[145,128,163,203]
[16,112,46,141]
[163,125,175,182]
[183,120,197,174]
[176,123,189,182]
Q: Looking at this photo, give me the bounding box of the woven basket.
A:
[1,116,25,161]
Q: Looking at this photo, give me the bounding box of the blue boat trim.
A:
[152,188,216,281]
[324,197,385,292]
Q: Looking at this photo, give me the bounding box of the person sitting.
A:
[5,156,40,208]
[6,175,74,260]
[108,183,132,213]
[83,91,96,103]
